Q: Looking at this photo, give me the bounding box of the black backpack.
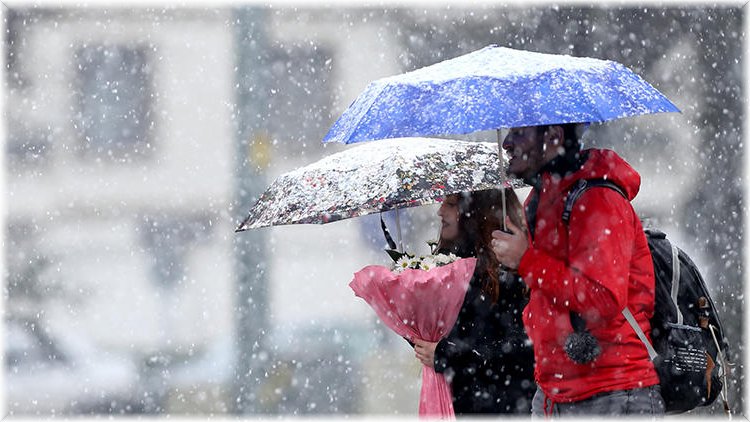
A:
[563,179,732,414]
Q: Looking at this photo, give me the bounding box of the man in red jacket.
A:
[491,124,664,417]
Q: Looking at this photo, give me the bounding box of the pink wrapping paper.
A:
[349,258,476,419]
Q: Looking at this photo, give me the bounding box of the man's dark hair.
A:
[535,123,581,152]
[534,123,586,178]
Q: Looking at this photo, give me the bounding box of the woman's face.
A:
[437,194,461,241]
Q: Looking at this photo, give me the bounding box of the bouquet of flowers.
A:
[391,250,461,274]
[350,243,476,420]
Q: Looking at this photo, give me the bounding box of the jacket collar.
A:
[529,149,588,192]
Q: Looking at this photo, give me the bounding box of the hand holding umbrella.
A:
[491,217,528,271]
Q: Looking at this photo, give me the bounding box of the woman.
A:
[413,187,536,415]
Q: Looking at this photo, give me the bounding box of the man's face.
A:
[502,126,548,180]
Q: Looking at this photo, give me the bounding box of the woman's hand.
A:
[413,338,438,368]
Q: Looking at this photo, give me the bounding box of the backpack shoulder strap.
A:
[563,179,627,224]
[622,307,659,360]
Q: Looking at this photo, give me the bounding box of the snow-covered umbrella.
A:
[235,137,519,232]
[323,45,680,145]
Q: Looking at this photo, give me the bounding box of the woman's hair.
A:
[437,187,526,303]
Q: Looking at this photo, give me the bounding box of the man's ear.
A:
[543,125,564,145]
[542,125,565,158]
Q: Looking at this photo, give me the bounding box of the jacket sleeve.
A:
[517,188,635,321]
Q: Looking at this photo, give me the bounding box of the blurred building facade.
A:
[4,6,423,416]
[5,8,239,414]
[4,5,743,417]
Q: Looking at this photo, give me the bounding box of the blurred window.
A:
[73,44,154,161]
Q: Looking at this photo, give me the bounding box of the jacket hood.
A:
[556,148,641,200]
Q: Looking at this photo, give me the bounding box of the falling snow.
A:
[4,4,744,418]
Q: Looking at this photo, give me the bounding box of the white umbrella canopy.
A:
[236,137,519,231]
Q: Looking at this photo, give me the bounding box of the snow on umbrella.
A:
[323,45,680,144]
[235,137,516,231]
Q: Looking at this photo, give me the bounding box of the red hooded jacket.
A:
[518,148,659,404]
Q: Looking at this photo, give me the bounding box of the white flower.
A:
[389,242,462,274]
[394,256,411,273]
[420,256,436,271]
[434,253,452,264]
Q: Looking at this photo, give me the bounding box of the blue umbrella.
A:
[323,45,680,144]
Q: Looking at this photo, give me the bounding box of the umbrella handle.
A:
[501,188,507,231]
[380,213,398,251]
[395,208,404,253]
[497,129,508,232]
